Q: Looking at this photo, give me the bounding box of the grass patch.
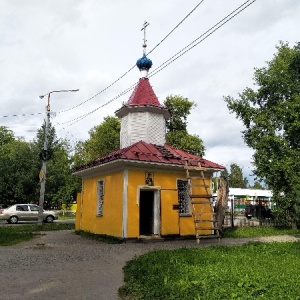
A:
[119,242,300,299]
[58,214,76,220]
[75,230,124,244]
[223,226,300,238]
[0,223,74,246]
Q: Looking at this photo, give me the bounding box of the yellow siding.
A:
[161,189,179,235]
[75,192,81,230]
[77,167,213,238]
[126,170,212,237]
[76,171,123,236]
[126,170,140,237]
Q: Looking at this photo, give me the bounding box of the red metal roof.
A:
[74,141,225,172]
[126,78,162,107]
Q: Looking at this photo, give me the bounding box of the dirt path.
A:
[0,231,299,300]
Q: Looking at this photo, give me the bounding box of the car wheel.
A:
[45,215,54,223]
[8,216,19,224]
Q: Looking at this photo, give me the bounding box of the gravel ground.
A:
[0,230,299,300]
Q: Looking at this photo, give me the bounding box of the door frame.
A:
[136,185,160,236]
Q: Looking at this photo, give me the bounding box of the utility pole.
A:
[38,89,79,225]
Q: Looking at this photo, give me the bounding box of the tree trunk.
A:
[215,176,229,232]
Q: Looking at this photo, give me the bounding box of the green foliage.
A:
[43,139,81,208]
[120,242,300,299]
[0,128,39,205]
[72,116,120,167]
[0,224,74,246]
[163,95,205,156]
[0,123,81,209]
[164,95,196,131]
[224,42,300,226]
[0,126,15,146]
[219,164,249,188]
[228,163,248,188]
[249,180,265,189]
[166,131,205,156]
[32,123,81,209]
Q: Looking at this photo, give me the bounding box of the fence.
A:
[223,216,279,227]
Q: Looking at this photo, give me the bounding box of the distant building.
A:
[213,188,273,210]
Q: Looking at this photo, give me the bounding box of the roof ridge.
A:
[126,78,162,107]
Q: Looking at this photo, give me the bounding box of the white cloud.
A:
[1,0,299,181]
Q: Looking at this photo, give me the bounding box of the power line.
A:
[149,0,256,78]
[58,0,256,128]
[1,0,255,126]
[0,1,205,121]
[60,83,137,130]
[147,0,205,56]
[0,112,44,118]
[57,0,205,115]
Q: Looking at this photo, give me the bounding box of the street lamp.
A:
[38,89,79,225]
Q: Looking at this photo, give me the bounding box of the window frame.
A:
[96,179,105,216]
[177,179,191,216]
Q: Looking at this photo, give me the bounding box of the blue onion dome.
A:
[136,54,152,70]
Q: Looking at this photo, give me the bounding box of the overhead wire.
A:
[0,112,44,118]
[147,0,205,56]
[0,0,256,130]
[60,83,137,128]
[148,0,256,78]
[0,0,205,120]
[56,0,205,115]
[59,0,256,129]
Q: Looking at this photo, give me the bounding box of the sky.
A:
[1,0,299,184]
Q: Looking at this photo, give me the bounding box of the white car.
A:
[0,204,58,224]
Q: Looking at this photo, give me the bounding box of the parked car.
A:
[0,204,58,224]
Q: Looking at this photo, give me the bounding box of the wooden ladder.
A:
[184,160,220,244]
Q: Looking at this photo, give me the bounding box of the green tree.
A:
[166,131,205,156]
[73,116,120,167]
[221,168,229,180]
[227,163,248,188]
[250,181,265,190]
[33,122,81,209]
[0,127,38,205]
[0,126,15,146]
[164,95,205,156]
[224,42,300,227]
[164,95,196,131]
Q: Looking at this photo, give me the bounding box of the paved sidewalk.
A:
[0,231,299,300]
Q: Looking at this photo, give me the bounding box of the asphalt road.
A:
[0,230,224,300]
[0,219,75,225]
[1,230,299,300]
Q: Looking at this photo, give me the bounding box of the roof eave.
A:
[115,105,170,119]
[73,158,224,178]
